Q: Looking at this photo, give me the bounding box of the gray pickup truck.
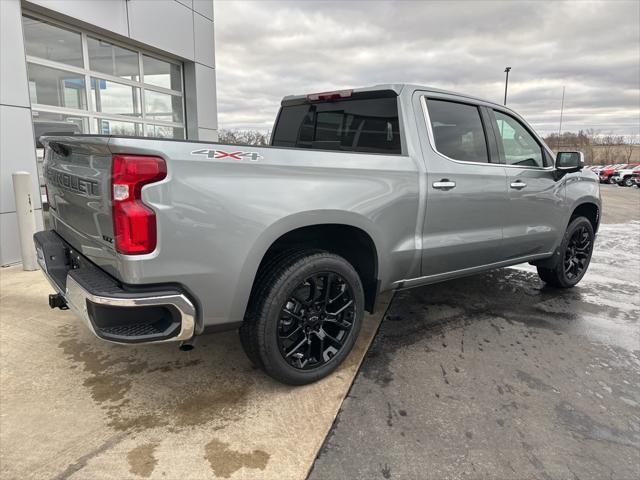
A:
[34,84,600,385]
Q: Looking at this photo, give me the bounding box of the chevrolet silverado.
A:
[34,84,600,384]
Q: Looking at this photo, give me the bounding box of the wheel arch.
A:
[569,201,600,234]
[534,199,600,270]
[230,211,383,322]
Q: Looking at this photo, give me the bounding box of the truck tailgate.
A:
[42,136,116,262]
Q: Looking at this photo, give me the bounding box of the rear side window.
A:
[426,99,489,163]
[271,97,401,154]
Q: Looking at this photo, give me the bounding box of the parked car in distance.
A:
[630,171,640,188]
[612,164,640,187]
[33,84,601,385]
[599,163,627,183]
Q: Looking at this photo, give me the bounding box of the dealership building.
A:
[1,0,218,265]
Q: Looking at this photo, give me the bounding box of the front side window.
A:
[426,99,489,163]
[493,111,544,168]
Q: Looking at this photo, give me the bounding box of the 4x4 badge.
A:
[191,148,263,162]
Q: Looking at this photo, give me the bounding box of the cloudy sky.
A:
[215,0,640,139]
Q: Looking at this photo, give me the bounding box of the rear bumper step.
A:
[34,230,196,344]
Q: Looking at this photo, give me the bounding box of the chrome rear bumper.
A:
[35,230,196,345]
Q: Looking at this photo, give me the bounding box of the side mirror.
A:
[556,151,584,172]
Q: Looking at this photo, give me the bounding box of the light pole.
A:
[503,67,511,105]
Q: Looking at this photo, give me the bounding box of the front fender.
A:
[564,173,601,230]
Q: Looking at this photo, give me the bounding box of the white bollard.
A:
[12,172,38,271]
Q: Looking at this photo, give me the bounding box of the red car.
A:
[600,163,639,183]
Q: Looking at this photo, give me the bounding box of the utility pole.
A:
[503,67,511,105]
[557,86,565,151]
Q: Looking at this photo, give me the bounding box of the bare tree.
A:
[622,141,635,163]
[218,129,269,146]
[544,129,599,164]
[596,134,624,165]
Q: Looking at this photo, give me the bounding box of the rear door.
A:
[488,109,564,259]
[418,95,508,276]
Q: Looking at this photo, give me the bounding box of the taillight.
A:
[111,155,167,255]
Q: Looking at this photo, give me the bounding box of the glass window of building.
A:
[142,55,182,91]
[23,16,84,67]
[91,78,142,117]
[23,13,185,141]
[27,64,87,110]
[87,37,140,81]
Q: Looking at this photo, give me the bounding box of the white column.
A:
[12,172,38,271]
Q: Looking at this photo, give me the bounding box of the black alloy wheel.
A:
[277,272,356,370]
[239,250,364,385]
[537,216,595,288]
[563,224,592,281]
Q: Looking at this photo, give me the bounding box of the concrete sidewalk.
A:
[0,265,390,479]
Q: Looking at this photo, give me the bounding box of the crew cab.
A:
[34,84,600,384]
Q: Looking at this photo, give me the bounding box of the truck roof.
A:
[281,83,507,109]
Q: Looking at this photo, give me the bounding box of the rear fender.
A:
[227,210,382,323]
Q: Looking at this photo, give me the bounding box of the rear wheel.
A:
[537,216,594,288]
[607,176,616,184]
[240,250,364,385]
[623,177,634,187]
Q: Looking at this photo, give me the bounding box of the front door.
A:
[419,96,509,277]
[489,109,565,259]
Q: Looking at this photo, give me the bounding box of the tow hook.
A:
[179,338,196,351]
[48,293,68,310]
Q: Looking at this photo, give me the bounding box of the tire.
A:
[537,216,595,288]
[623,177,633,187]
[239,250,364,385]
[607,176,616,184]
[239,249,310,369]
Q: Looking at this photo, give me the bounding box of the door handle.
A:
[433,179,456,190]
[510,181,527,190]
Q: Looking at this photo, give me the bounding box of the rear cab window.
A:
[271,91,402,154]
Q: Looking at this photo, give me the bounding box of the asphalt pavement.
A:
[310,185,640,480]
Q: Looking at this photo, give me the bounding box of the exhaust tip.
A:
[179,340,195,351]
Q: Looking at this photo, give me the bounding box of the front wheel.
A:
[240,250,364,385]
[623,177,634,187]
[537,216,595,288]
[607,176,617,184]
